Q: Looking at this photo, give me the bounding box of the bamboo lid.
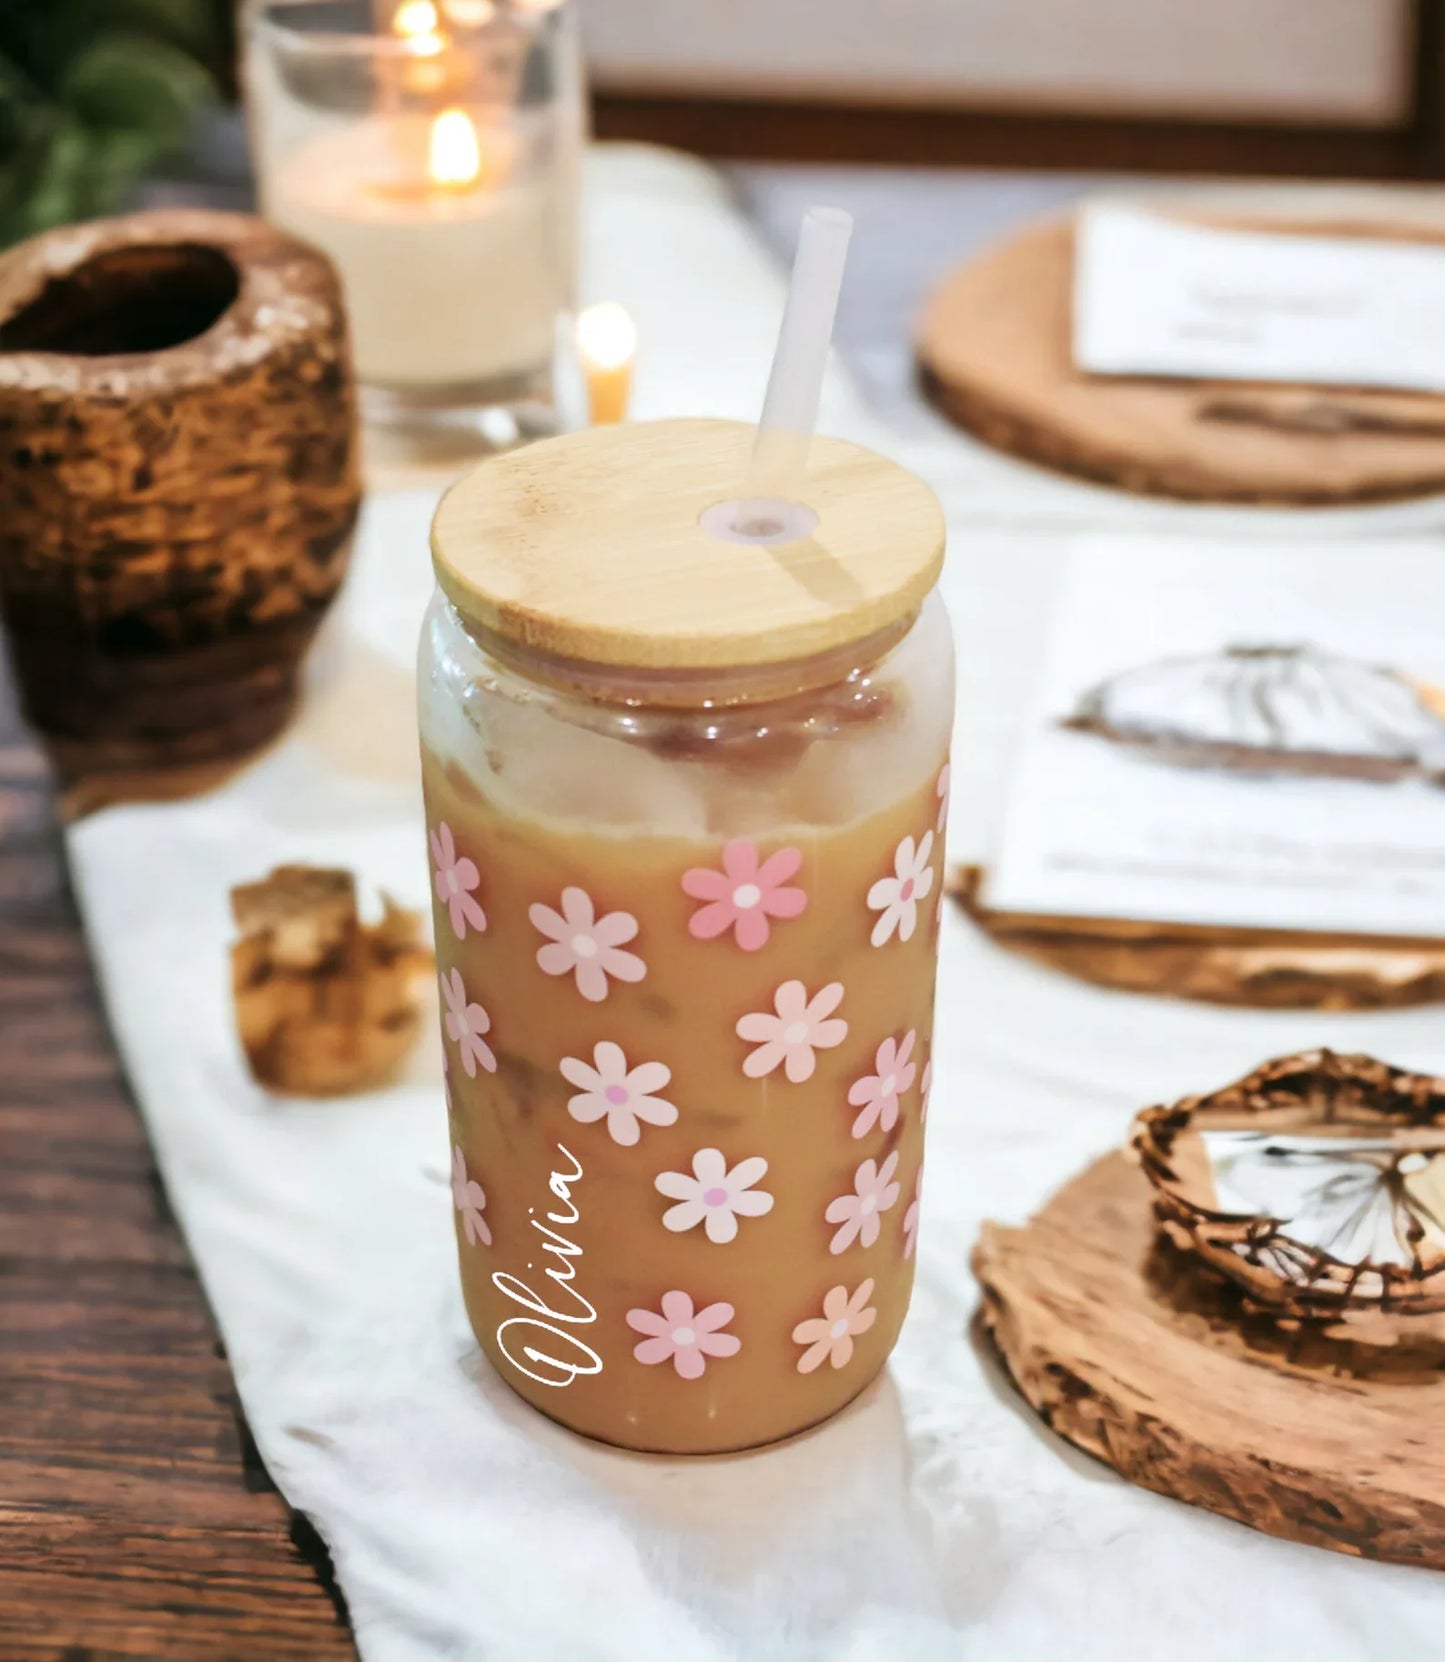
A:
[429,417,945,670]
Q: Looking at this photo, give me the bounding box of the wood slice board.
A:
[973,1151,1445,1568]
[950,865,1445,1010]
[917,213,1445,506]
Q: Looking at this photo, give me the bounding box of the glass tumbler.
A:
[419,418,953,1453]
[246,0,582,439]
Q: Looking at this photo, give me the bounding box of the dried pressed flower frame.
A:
[1133,1049,1445,1317]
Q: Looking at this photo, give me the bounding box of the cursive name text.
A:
[493,1143,604,1389]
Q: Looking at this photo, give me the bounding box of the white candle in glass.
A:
[265,104,569,391]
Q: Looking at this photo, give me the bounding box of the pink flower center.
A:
[731,883,762,910]
[672,1326,696,1347]
[783,1020,809,1046]
[604,1084,630,1106]
[571,934,598,959]
[880,1074,896,1097]
[830,1318,850,1340]
[900,878,915,902]
[445,869,459,895]
[702,1186,728,1207]
[861,1194,877,1215]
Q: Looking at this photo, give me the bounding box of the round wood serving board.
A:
[973,1151,1445,1568]
[917,214,1445,505]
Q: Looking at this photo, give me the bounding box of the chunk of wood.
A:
[231,865,433,1096]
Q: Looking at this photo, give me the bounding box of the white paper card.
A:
[984,534,1445,937]
[1073,203,1445,394]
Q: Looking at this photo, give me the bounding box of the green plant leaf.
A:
[95,0,228,65]
[0,0,225,91]
[60,31,216,156]
[0,8,225,248]
[75,125,156,215]
[0,47,48,139]
[0,117,92,245]
[0,6,74,97]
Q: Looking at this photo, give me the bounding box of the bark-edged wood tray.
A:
[973,1150,1445,1568]
[916,211,1445,506]
[951,866,1445,1010]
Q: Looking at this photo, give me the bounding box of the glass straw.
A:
[734,204,853,536]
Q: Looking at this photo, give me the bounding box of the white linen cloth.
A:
[67,145,1445,1660]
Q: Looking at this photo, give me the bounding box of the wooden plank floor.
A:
[0,663,354,1659]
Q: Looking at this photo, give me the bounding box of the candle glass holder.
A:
[246,0,583,443]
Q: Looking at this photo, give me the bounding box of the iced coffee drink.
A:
[420,418,952,1452]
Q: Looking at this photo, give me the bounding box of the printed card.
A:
[985,534,1445,938]
[1074,203,1445,395]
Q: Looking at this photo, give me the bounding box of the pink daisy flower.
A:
[825,1152,902,1254]
[530,887,645,1003]
[627,1290,741,1380]
[655,1148,773,1243]
[792,1280,877,1374]
[903,1164,922,1259]
[736,980,848,1083]
[441,968,496,1077]
[430,821,487,940]
[848,1030,917,1138]
[867,831,935,947]
[560,1041,677,1146]
[681,839,807,952]
[451,1146,491,1247]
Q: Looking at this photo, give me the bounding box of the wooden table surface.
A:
[0,671,356,1658]
[0,154,1208,1657]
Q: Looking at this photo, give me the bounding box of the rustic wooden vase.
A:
[0,208,362,771]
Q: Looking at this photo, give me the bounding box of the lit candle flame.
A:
[393,0,444,54]
[576,302,638,373]
[428,107,482,188]
[576,303,638,424]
